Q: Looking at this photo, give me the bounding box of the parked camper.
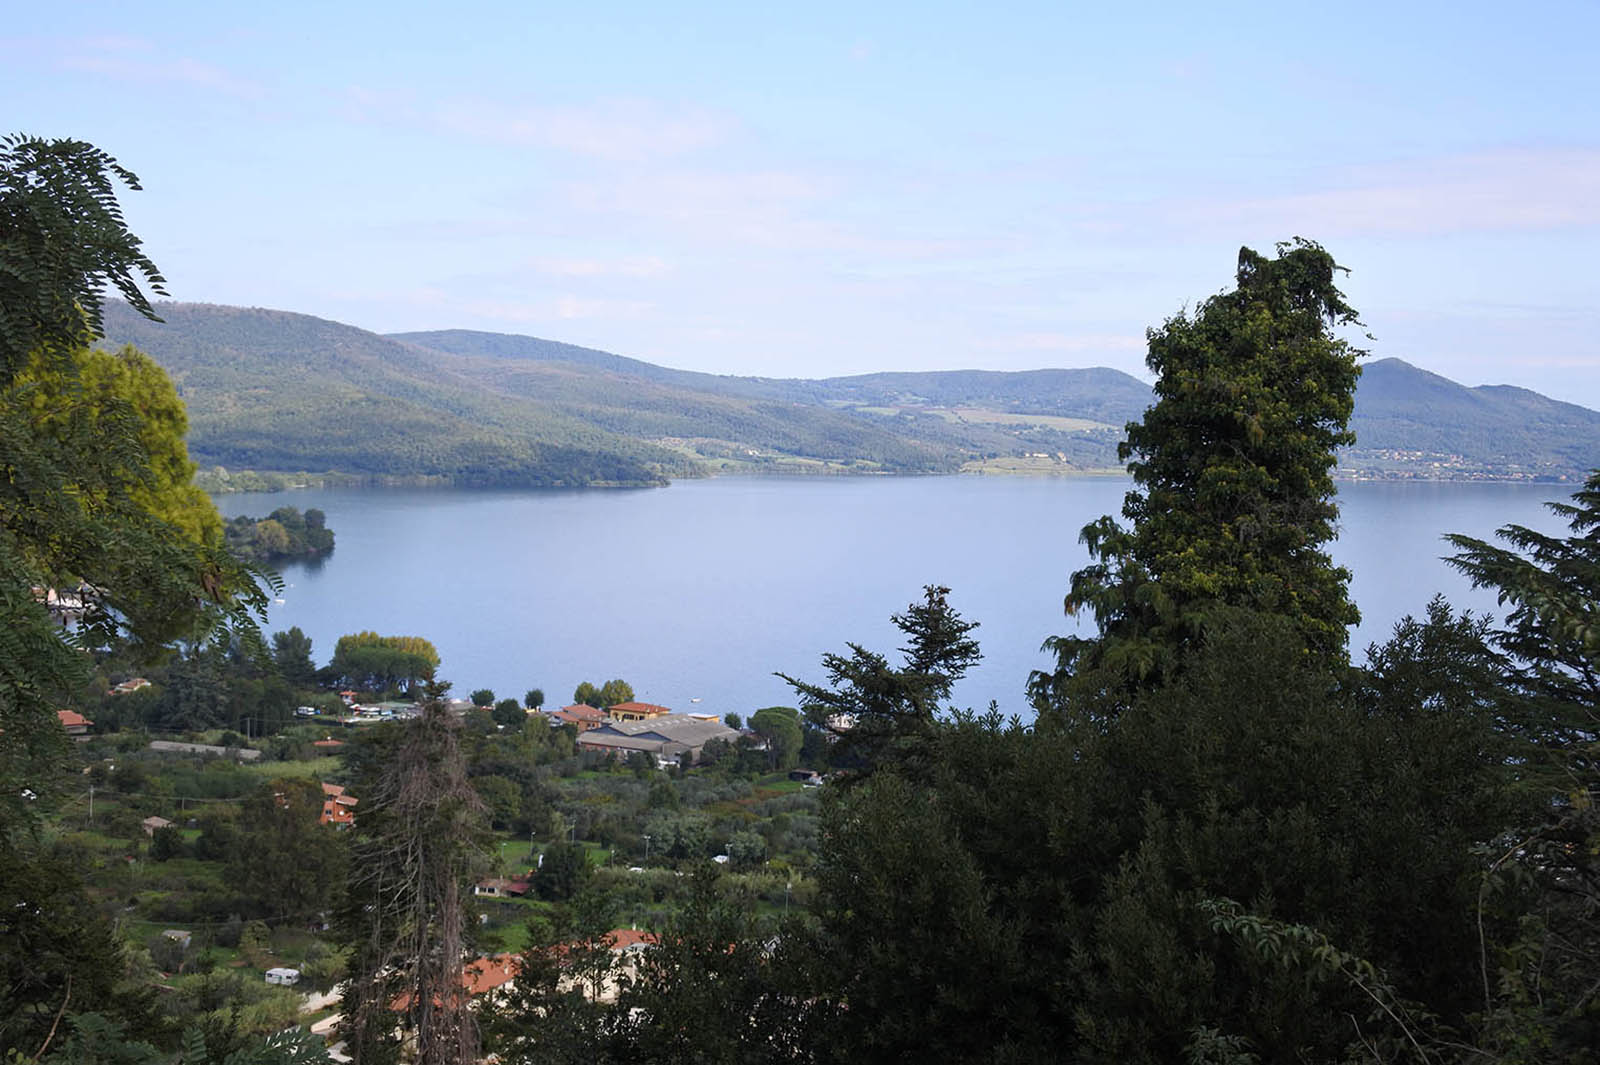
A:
[264,967,301,986]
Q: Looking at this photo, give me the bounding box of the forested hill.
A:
[99,304,1599,486]
[1344,357,1600,480]
[98,303,694,487]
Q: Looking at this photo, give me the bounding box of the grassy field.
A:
[961,456,1124,476]
[242,757,342,779]
[936,407,1116,431]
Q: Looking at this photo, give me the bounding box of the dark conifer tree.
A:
[1032,239,1363,716]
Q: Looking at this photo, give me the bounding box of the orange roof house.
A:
[606,701,672,723]
[392,953,521,1011]
[56,709,92,736]
[549,704,606,731]
[320,782,358,828]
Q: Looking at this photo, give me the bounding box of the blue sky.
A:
[7,1,1599,404]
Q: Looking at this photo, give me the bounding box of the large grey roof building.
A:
[575,714,737,764]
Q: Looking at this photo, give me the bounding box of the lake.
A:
[215,476,1569,719]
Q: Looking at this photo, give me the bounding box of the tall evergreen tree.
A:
[780,584,978,776]
[1445,472,1600,1057]
[1032,240,1363,715]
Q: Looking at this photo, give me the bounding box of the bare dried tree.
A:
[338,680,490,1065]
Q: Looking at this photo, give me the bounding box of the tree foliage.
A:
[1444,472,1600,1057]
[223,507,333,564]
[1,133,267,833]
[269,627,316,688]
[1033,240,1363,714]
[231,778,347,923]
[14,344,220,546]
[781,584,979,776]
[572,679,634,709]
[748,707,802,770]
[0,136,165,380]
[329,632,439,692]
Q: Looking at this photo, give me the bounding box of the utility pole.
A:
[643,834,652,863]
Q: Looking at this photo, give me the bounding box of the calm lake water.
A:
[216,476,1568,719]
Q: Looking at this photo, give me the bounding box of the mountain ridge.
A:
[97,302,1600,486]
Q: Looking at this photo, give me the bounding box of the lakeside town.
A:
[43,670,834,1058]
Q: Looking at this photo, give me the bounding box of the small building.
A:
[606,701,673,723]
[392,954,521,1012]
[143,815,174,837]
[547,704,606,731]
[109,677,150,696]
[56,709,93,736]
[265,967,301,986]
[320,782,358,828]
[161,929,192,949]
[575,714,738,766]
[474,876,531,898]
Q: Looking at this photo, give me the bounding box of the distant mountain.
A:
[98,304,1599,487]
[1345,358,1600,480]
[99,303,692,487]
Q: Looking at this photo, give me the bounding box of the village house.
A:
[320,782,358,828]
[56,709,92,736]
[142,815,174,836]
[473,875,531,899]
[546,704,606,731]
[606,701,673,723]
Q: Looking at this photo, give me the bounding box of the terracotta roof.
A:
[462,954,520,996]
[320,781,358,826]
[56,709,92,728]
[312,739,345,749]
[605,928,657,951]
[559,704,606,719]
[607,701,672,716]
[393,954,520,1009]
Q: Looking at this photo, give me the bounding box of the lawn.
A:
[242,757,342,779]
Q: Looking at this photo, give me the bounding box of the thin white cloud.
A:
[552,294,653,320]
[59,53,264,100]
[1006,332,1147,354]
[529,256,672,279]
[1194,148,1600,237]
[434,97,730,161]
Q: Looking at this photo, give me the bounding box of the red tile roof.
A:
[461,954,520,996]
[392,954,520,1009]
[56,709,92,729]
[607,701,672,716]
[605,928,658,951]
[319,782,358,826]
